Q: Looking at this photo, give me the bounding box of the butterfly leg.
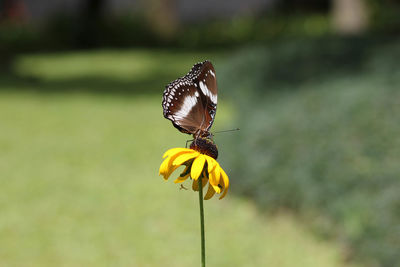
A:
[185,139,194,148]
[179,184,188,190]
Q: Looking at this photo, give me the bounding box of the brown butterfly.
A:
[162,60,218,139]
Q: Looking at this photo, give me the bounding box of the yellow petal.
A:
[191,155,206,180]
[174,173,190,183]
[161,165,180,181]
[159,148,190,180]
[192,176,207,191]
[219,187,228,199]
[173,151,199,166]
[159,155,179,179]
[173,165,190,183]
[219,167,229,199]
[205,156,217,173]
[209,164,221,186]
[159,156,171,176]
[220,167,229,188]
[204,183,216,200]
[209,170,221,194]
[163,147,192,158]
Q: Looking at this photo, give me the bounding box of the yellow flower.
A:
[159,147,229,200]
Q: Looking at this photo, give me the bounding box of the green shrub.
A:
[219,36,400,267]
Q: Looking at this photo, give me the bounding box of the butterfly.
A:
[162,60,218,139]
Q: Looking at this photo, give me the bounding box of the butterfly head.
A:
[190,137,218,160]
[194,129,214,139]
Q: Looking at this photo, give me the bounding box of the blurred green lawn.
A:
[0,50,357,266]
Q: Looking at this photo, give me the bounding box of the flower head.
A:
[159,138,229,200]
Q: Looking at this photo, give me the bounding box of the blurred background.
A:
[0,0,399,266]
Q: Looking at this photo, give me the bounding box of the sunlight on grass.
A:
[0,91,356,267]
[14,50,224,82]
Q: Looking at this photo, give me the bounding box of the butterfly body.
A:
[162,60,218,140]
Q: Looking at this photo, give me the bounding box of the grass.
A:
[0,49,357,266]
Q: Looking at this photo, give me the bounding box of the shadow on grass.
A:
[0,71,174,96]
[0,48,225,96]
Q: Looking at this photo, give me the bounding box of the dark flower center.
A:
[190,137,218,159]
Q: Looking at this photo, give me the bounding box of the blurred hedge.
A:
[1,3,399,55]
[219,37,400,267]
[0,14,331,54]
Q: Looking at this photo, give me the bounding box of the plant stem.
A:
[198,177,206,267]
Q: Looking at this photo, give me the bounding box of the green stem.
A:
[198,177,206,267]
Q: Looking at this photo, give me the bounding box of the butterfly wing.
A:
[162,60,218,137]
[162,81,205,135]
[194,61,218,133]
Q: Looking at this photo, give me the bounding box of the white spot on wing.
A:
[199,81,217,104]
[210,70,215,77]
[199,81,207,95]
[174,95,198,119]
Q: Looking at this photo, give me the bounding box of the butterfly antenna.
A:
[213,128,240,134]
